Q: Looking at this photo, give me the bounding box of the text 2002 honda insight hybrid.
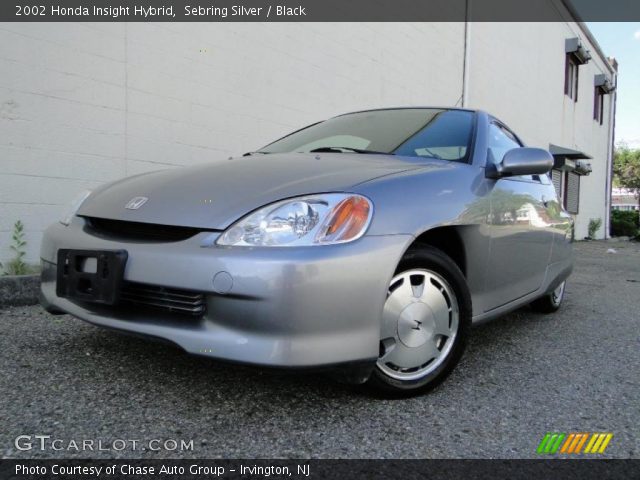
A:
[40,108,573,394]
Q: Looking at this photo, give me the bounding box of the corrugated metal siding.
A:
[566,172,580,214]
[552,169,562,199]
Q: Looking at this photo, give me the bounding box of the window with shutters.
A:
[564,172,580,214]
[565,54,579,101]
[594,87,604,125]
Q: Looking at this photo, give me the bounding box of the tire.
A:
[368,245,471,396]
[530,281,566,314]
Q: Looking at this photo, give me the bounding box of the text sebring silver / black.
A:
[184,4,307,17]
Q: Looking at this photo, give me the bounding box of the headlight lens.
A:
[60,189,92,226]
[217,193,373,247]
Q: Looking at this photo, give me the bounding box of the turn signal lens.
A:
[316,196,372,243]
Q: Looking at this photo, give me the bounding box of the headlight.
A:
[217,193,373,247]
[60,189,92,226]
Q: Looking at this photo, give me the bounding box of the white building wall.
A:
[0,22,465,264]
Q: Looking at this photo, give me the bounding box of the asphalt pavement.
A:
[1,241,638,459]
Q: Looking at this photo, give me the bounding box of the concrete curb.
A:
[0,274,40,308]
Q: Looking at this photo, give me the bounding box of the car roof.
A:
[334,107,481,118]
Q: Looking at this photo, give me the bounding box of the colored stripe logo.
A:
[537,432,613,454]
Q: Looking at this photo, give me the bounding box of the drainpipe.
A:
[604,59,618,239]
[461,1,471,107]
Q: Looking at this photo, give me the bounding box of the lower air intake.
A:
[119,282,206,317]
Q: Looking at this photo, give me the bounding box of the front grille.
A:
[84,217,209,242]
[119,281,206,317]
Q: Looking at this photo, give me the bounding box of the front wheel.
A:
[368,246,471,396]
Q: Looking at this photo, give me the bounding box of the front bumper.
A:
[40,218,412,368]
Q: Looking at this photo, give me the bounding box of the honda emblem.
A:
[125,196,148,210]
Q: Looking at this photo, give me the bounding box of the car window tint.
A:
[259,109,474,162]
[488,123,535,181]
[488,123,521,165]
[260,109,443,155]
[296,135,371,152]
[394,110,473,162]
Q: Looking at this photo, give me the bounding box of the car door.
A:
[483,121,554,311]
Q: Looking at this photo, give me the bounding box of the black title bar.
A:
[2,0,640,22]
[1,459,640,480]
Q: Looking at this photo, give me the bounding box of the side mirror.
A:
[486,147,554,179]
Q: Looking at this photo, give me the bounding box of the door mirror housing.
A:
[486,147,554,179]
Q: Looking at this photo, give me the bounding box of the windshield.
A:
[259,108,475,162]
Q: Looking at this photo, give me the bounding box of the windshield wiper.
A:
[309,147,393,155]
[242,151,270,157]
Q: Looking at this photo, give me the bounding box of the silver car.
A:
[40,108,573,395]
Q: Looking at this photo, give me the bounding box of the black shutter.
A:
[566,172,580,214]
[552,169,562,200]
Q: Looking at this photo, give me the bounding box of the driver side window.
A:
[488,123,521,165]
[487,123,532,181]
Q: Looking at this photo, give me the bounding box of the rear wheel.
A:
[530,281,566,313]
[368,246,471,396]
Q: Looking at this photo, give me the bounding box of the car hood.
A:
[78,153,429,230]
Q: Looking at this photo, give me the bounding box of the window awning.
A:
[549,144,592,160]
[595,74,616,94]
[565,38,591,65]
[549,144,593,175]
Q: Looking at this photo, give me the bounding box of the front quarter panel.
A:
[355,161,492,316]
[356,161,490,236]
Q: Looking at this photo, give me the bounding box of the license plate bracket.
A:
[56,249,128,305]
